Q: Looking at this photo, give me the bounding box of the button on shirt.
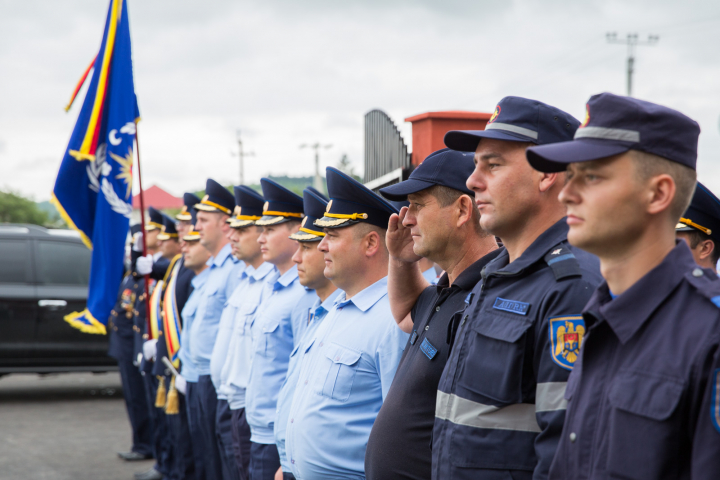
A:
[187,243,240,376]
[550,242,720,480]
[179,268,211,383]
[246,265,309,444]
[223,262,278,410]
[365,249,501,480]
[286,276,410,480]
[275,288,343,474]
[210,261,249,399]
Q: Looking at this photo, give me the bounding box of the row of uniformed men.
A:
[111,91,720,480]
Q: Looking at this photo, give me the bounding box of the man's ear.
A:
[364,230,381,257]
[537,171,561,193]
[697,239,715,261]
[646,174,676,216]
[455,195,475,228]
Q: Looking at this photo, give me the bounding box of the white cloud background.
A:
[0,0,719,200]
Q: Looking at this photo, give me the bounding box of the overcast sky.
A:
[1,0,719,201]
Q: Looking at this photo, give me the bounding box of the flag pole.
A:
[135,125,153,340]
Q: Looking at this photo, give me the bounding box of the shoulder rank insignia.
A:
[549,315,585,370]
[544,244,581,281]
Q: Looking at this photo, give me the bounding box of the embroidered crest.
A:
[549,316,586,370]
[488,105,501,124]
[580,104,590,128]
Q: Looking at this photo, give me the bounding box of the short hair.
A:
[631,150,696,222]
[352,222,388,253]
[684,229,720,264]
[425,185,483,235]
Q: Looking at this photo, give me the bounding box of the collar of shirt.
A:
[270,264,299,291]
[486,217,569,276]
[335,276,388,312]
[251,262,276,284]
[313,289,344,320]
[206,242,233,269]
[435,248,503,293]
[585,240,696,344]
[190,267,210,289]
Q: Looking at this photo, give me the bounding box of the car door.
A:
[0,235,40,366]
[33,238,109,362]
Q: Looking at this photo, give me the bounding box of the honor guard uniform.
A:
[135,208,172,281]
[676,182,720,273]
[245,178,311,480]
[285,167,408,480]
[187,179,241,480]
[112,224,154,462]
[177,192,201,224]
[431,97,602,480]
[275,187,343,480]
[527,93,720,480]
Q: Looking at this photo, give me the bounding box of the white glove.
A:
[143,339,158,362]
[175,375,187,395]
[135,352,143,366]
[136,254,153,276]
[132,232,144,252]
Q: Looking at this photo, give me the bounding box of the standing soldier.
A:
[526,92,720,479]
[675,182,720,274]
[429,97,601,480]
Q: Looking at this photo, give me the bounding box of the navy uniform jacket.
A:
[108,273,140,361]
[433,219,602,480]
[549,242,720,480]
[132,276,153,372]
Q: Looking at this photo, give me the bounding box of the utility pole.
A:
[606,32,659,97]
[300,142,332,192]
[232,130,255,186]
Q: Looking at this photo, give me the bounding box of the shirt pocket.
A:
[235,304,258,337]
[258,320,281,358]
[606,370,684,480]
[457,311,533,404]
[315,343,362,402]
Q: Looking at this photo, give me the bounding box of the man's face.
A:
[195,211,228,251]
[404,190,457,259]
[176,220,192,239]
[292,240,327,289]
[467,139,539,237]
[559,153,646,256]
[317,226,364,285]
[229,226,262,263]
[145,229,160,249]
[257,223,300,266]
[160,238,182,260]
[182,240,211,270]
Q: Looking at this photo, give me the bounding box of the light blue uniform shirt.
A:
[187,243,240,376]
[286,276,409,479]
[223,262,278,410]
[275,288,343,473]
[246,265,309,444]
[179,268,211,383]
[423,266,439,285]
[210,261,249,399]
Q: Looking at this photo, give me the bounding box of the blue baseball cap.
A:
[290,187,329,242]
[677,182,720,244]
[526,93,701,173]
[228,186,265,229]
[378,148,475,201]
[444,96,580,152]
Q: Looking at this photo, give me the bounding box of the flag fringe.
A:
[64,308,107,335]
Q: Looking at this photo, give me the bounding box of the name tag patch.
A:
[493,297,530,315]
[420,338,438,360]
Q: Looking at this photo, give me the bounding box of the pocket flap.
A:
[471,313,533,343]
[608,370,684,420]
[324,343,362,366]
[236,303,258,316]
[262,321,279,334]
[204,284,219,296]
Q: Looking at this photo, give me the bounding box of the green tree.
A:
[0,189,49,225]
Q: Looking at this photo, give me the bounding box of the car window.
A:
[0,239,30,283]
[36,241,91,286]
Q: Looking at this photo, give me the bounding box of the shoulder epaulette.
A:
[684,267,720,308]
[544,244,582,281]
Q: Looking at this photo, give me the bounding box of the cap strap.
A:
[679,217,712,235]
[199,200,232,214]
[575,126,640,143]
[262,210,303,218]
[324,212,368,220]
[236,214,262,220]
[299,227,325,237]
[485,122,538,140]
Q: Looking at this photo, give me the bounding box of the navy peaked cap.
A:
[444,96,580,152]
[315,167,399,229]
[157,213,179,240]
[130,223,142,236]
[526,92,701,172]
[290,188,329,242]
[194,179,234,215]
[255,178,304,226]
[176,192,200,221]
[229,186,265,228]
[677,182,720,244]
[379,148,475,201]
[146,207,164,231]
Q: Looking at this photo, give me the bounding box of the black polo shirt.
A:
[365,249,501,480]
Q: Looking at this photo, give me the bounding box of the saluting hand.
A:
[386,206,422,264]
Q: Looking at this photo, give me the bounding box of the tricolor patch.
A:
[549,315,585,370]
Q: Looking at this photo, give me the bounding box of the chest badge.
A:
[549,316,586,370]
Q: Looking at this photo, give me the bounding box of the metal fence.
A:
[364,109,412,191]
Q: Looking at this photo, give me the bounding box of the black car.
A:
[0,223,117,374]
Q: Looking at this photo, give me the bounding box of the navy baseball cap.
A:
[176,193,200,221]
[378,148,475,201]
[228,186,265,229]
[444,96,580,152]
[290,187,329,242]
[676,182,720,244]
[194,179,235,215]
[255,178,304,226]
[526,93,701,173]
[315,167,399,229]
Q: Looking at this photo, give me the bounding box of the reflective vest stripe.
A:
[435,391,541,433]
[536,382,568,412]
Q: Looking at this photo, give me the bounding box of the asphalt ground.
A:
[0,372,155,480]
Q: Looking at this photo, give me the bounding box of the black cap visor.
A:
[379,178,436,201]
[526,138,633,173]
[444,129,536,152]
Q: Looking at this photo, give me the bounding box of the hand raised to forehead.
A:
[386,207,422,264]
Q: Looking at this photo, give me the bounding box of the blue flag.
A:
[52,0,139,334]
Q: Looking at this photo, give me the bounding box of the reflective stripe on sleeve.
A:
[536,382,568,412]
[435,391,541,433]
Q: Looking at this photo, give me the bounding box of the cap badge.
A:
[580,104,590,128]
[263,201,269,212]
[234,206,241,217]
[326,200,333,212]
[202,195,209,202]
[301,217,307,227]
[488,105,500,124]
